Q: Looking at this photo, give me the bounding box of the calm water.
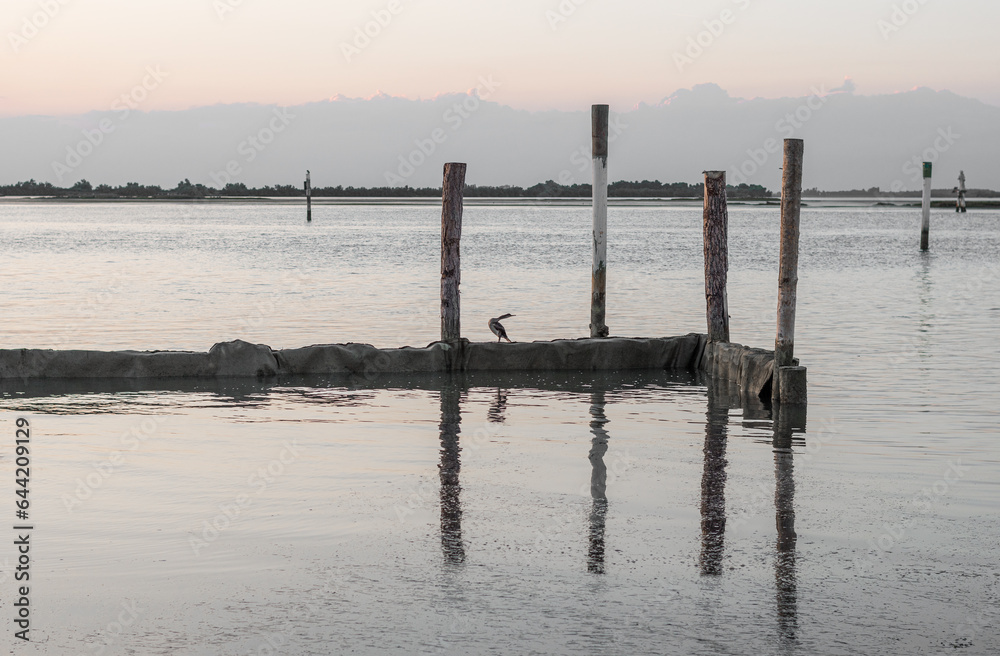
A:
[0,201,998,654]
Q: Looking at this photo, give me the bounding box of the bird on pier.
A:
[488,314,515,343]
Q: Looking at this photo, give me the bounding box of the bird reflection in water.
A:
[773,406,800,643]
[487,388,508,424]
[439,384,465,565]
[588,390,609,574]
[700,378,730,576]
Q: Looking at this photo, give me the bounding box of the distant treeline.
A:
[804,187,1000,198]
[0,179,773,199]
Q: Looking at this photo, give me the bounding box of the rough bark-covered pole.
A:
[920,162,932,250]
[441,163,466,342]
[773,139,804,405]
[590,104,610,338]
[703,171,730,343]
[305,170,312,222]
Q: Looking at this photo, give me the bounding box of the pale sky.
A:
[2,0,999,117]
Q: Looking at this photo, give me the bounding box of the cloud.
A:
[831,77,857,94]
[1,84,995,191]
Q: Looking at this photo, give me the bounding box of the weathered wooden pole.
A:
[305,170,312,222]
[920,162,932,250]
[777,366,808,407]
[773,139,804,406]
[590,104,610,338]
[703,171,730,343]
[441,163,466,342]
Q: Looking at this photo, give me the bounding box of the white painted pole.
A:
[920,162,932,250]
[591,104,610,339]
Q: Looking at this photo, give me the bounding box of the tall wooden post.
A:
[920,162,932,250]
[703,171,730,343]
[590,104,610,338]
[773,139,804,405]
[305,170,312,222]
[441,163,466,342]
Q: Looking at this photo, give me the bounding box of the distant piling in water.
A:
[920,162,932,250]
[955,170,967,213]
[441,162,466,342]
[305,170,312,222]
[590,104,610,339]
[773,139,806,406]
[703,171,730,344]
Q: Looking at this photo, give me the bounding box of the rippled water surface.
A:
[0,201,998,654]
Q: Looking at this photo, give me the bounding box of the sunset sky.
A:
[2,0,999,117]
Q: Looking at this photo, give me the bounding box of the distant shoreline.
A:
[0,195,769,207]
[2,196,997,209]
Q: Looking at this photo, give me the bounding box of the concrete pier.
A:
[0,334,789,408]
[0,335,703,379]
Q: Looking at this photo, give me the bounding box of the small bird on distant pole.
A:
[488,314,515,342]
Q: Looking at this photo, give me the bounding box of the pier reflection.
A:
[773,406,801,644]
[700,377,730,575]
[697,372,804,647]
[587,390,609,574]
[439,384,465,565]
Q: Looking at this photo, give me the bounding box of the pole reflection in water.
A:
[773,406,801,643]
[700,378,730,576]
[916,254,935,355]
[439,383,465,565]
[588,390,609,574]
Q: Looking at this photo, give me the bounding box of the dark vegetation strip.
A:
[1,178,773,200]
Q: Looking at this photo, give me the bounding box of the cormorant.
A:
[488,314,514,342]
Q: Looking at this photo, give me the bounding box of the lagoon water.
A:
[0,200,998,654]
